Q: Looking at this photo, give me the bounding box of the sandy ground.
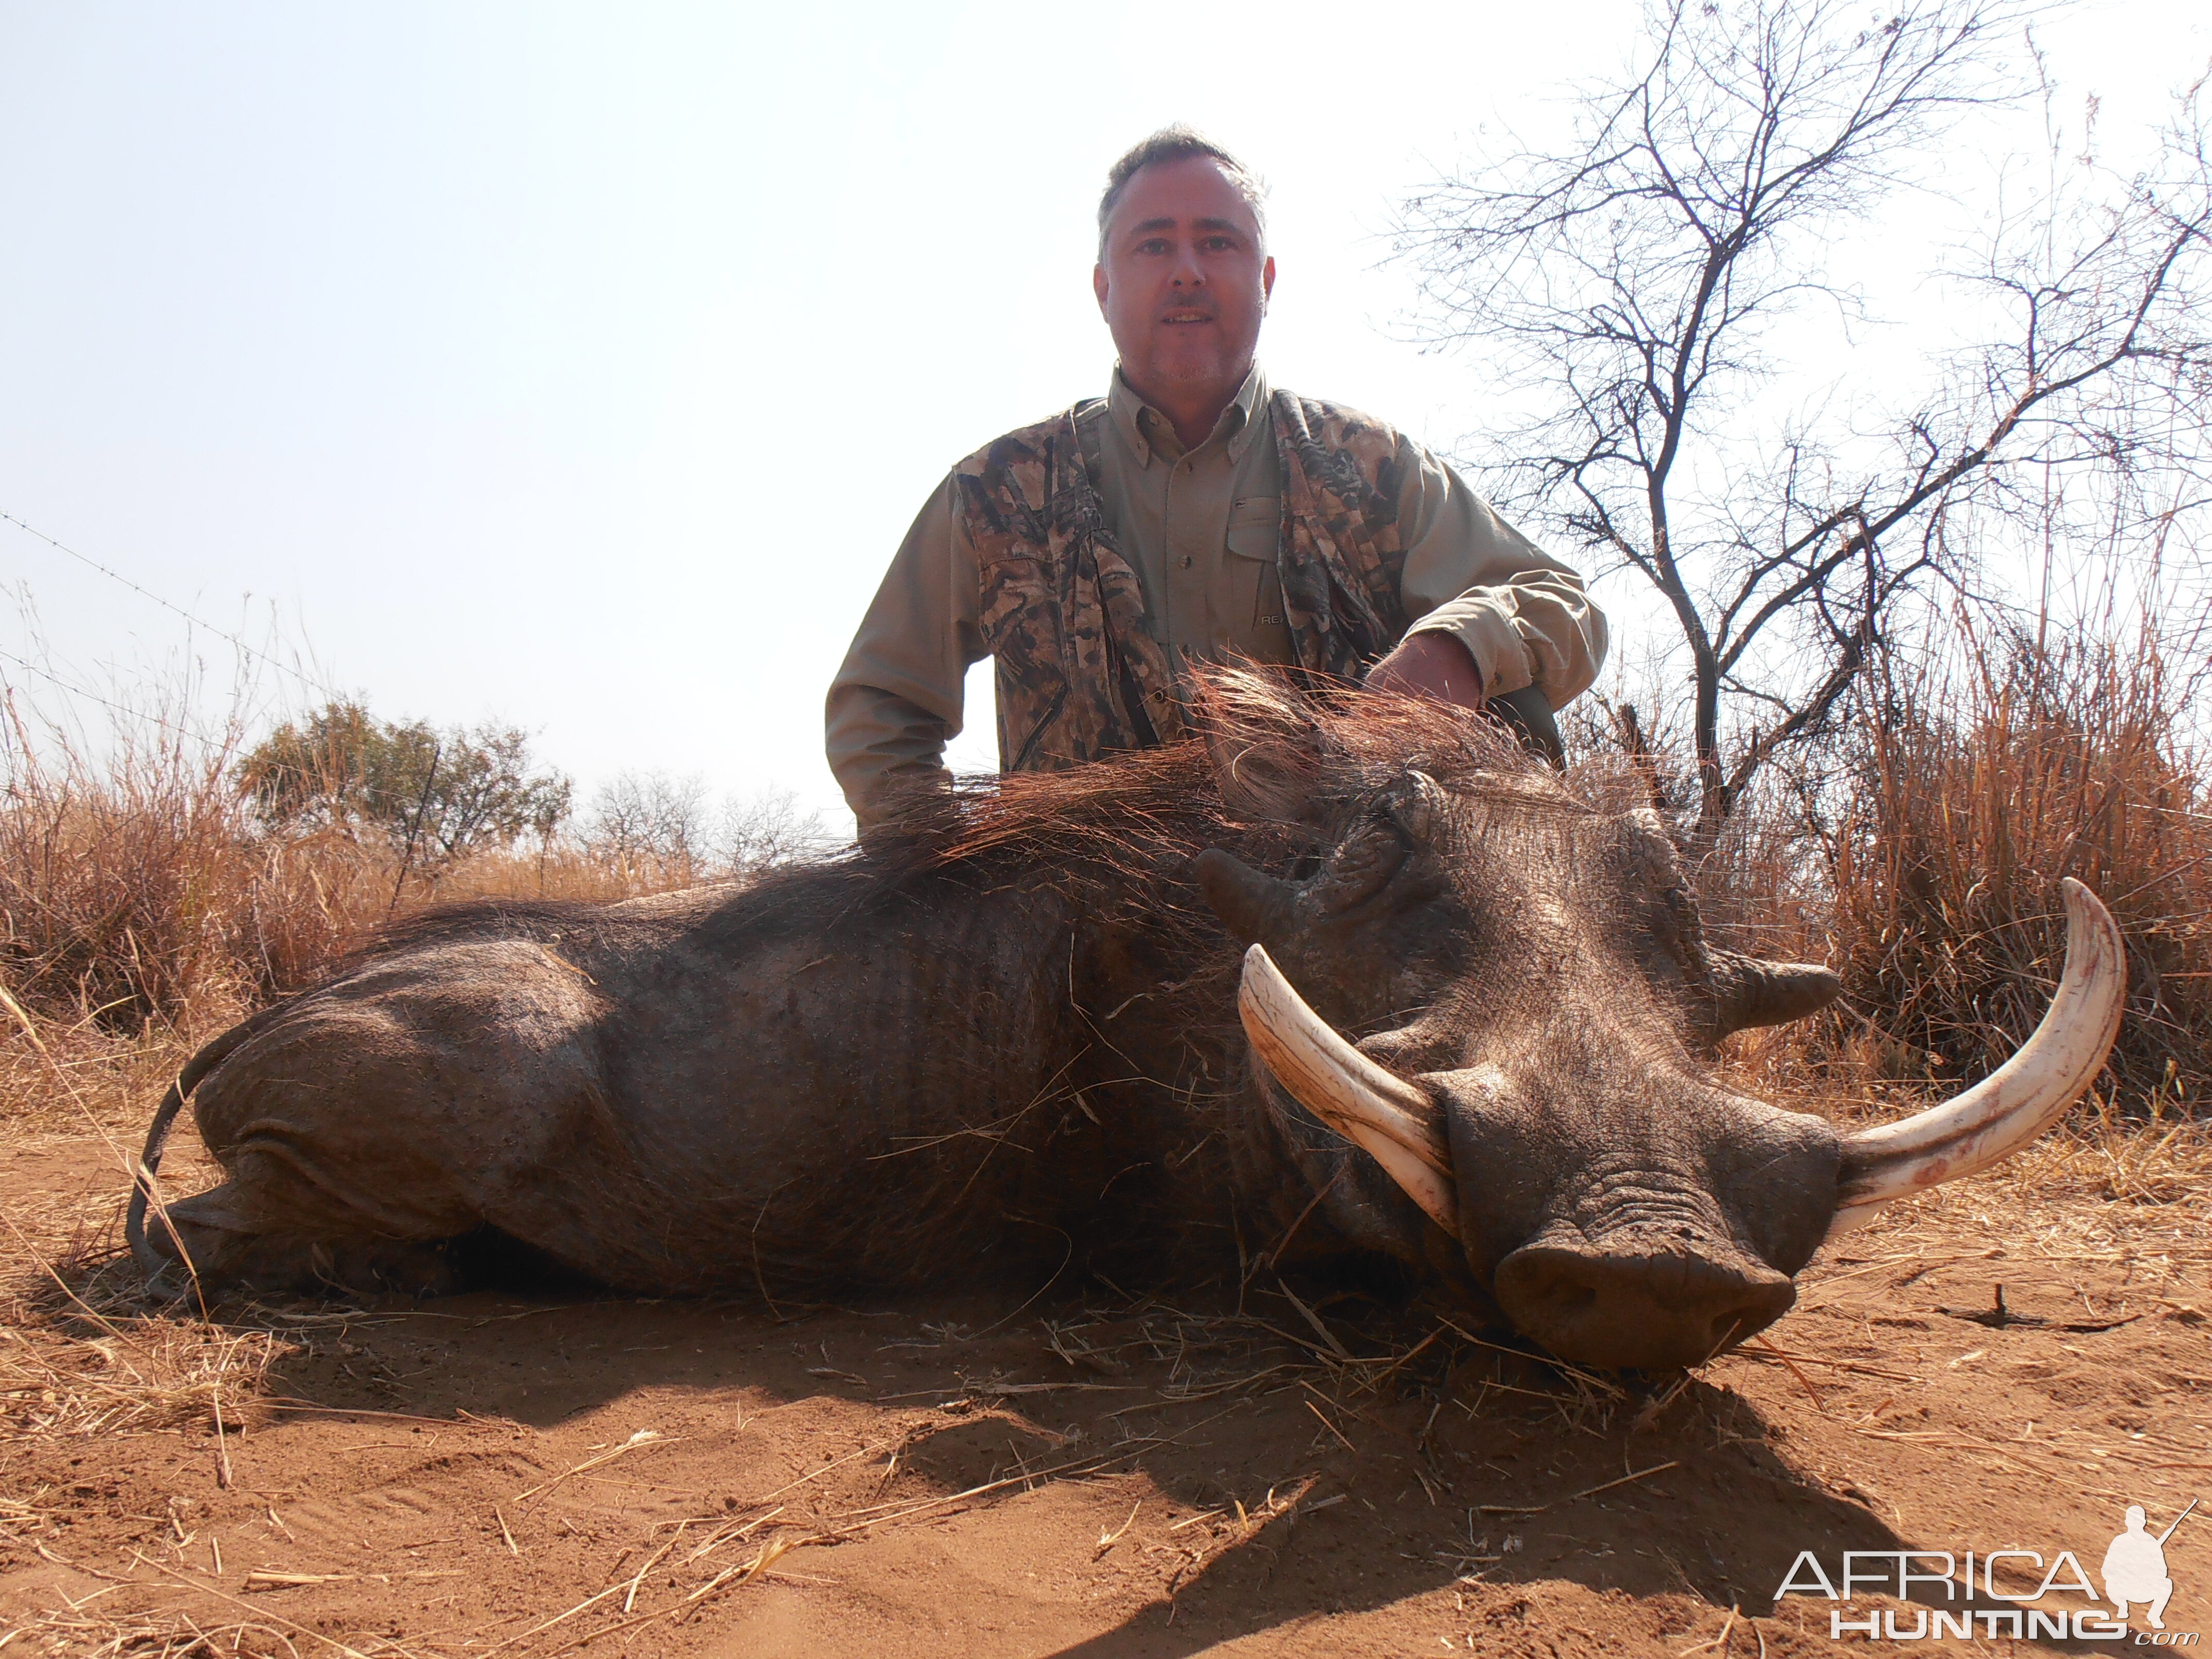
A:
[2,1126,2207,1658]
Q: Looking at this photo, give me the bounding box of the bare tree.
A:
[586,770,712,869]
[585,772,832,880]
[713,787,832,876]
[1393,0,2211,839]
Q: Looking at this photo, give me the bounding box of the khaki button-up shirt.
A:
[827,365,1608,824]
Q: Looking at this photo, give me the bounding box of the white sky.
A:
[3,1,2206,836]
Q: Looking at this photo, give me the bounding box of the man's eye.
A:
[1135,239,1171,255]
[1200,237,1234,252]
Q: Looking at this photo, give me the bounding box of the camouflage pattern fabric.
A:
[1268,389,1409,679]
[959,390,1411,772]
[954,401,1179,772]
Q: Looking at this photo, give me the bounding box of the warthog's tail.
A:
[126,1007,286,1287]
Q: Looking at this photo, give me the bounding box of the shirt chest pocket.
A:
[1219,496,1291,652]
[1224,495,1280,560]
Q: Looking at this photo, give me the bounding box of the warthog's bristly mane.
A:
[346,669,1575,987]
[870,667,1575,884]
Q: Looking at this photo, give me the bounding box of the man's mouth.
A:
[1161,308,1216,326]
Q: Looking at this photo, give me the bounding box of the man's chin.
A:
[1138,349,1243,392]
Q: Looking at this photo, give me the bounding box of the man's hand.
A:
[1365,631,1485,711]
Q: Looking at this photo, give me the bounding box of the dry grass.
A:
[0,693,729,1162]
[0,1304,277,1449]
[2022,1091,2212,1208]
[1816,617,2212,1105]
[1583,612,2212,1121]
[0,1127,284,1457]
[0,1608,330,1658]
[0,678,732,1048]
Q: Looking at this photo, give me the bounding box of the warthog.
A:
[128,671,2123,1371]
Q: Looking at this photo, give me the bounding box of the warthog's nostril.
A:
[1493,1236,1796,1371]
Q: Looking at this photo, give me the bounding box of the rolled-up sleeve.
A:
[825,477,988,826]
[1391,442,1608,708]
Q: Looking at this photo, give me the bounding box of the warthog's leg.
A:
[144,1062,485,1297]
[145,1201,467,1299]
[142,1160,469,1297]
[142,946,620,1298]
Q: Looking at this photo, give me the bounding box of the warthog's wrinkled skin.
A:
[138,672,1846,1370]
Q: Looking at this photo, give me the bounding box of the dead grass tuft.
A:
[0,1185,287,1453]
[0,1607,319,1658]
[1582,610,2212,1124]
[1987,1094,2212,1216]
[0,1298,280,1449]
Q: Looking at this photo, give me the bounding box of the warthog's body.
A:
[135,672,2120,1370]
[154,868,1209,1297]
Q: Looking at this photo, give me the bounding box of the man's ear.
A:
[1261,253,1275,308]
[1094,262,1110,319]
[1193,666,1325,822]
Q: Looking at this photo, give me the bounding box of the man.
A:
[827,126,1607,827]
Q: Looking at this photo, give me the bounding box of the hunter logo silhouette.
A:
[1771,1493,2204,1642]
[2105,1500,2195,1630]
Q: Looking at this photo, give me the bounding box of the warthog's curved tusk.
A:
[1236,944,1460,1235]
[1828,878,2126,1240]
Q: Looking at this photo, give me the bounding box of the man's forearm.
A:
[1363,632,1565,768]
[825,476,986,828]
[824,681,956,829]
[1392,438,1609,708]
[1402,573,1608,711]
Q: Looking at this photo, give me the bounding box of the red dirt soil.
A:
[2,1127,2207,1657]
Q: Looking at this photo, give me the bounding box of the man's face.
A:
[1094,156,1274,405]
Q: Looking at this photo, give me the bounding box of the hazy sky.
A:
[3,1,2205,834]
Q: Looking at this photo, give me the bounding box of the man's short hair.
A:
[1097,125,1267,260]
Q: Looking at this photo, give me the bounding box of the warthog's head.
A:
[1191,689,2124,1373]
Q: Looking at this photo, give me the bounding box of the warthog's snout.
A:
[1492,1230,1798,1371]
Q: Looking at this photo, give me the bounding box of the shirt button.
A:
[1180,555,1194,569]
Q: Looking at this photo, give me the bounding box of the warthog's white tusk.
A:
[1827,878,2126,1240]
[1236,944,1460,1236]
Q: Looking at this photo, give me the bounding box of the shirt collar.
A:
[1108,362,1270,467]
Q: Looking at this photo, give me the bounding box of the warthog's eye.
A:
[1315,825,1408,912]
[1381,770,1451,845]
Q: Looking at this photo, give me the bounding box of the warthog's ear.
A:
[1710,951,1844,1033]
[1192,848,1296,947]
[1193,666,1326,823]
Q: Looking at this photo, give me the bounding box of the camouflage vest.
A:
[955,388,1410,772]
